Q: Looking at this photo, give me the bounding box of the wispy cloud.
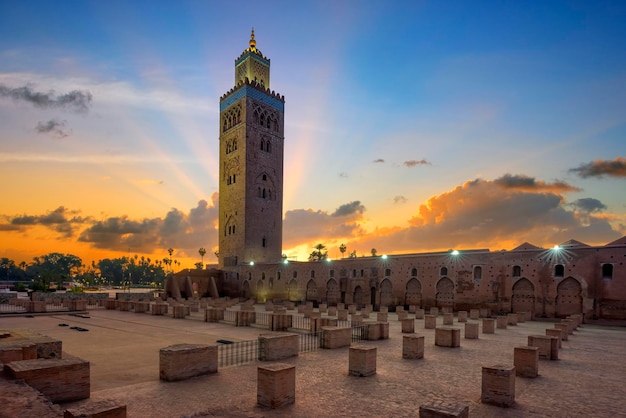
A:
[394,195,407,204]
[373,158,385,163]
[0,83,92,113]
[494,173,580,192]
[404,159,431,168]
[35,118,70,138]
[569,157,626,178]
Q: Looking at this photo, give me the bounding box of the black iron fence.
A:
[218,339,259,368]
[291,315,310,330]
[351,325,369,342]
[299,331,321,353]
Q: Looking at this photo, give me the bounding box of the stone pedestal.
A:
[172,305,186,319]
[257,363,296,408]
[546,329,563,348]
[481,365,515,407]
[328,306,337,316]
[516,312,526,323]
[554,323,569,340]
[348,305,357,314]
[159,344,217,381]
[397,311,408,321]
[259,333,298,361]
[561,319,575,334]
[425,315,437,329]
[338,309,348,321]
[457,311,468,322]
[349,345,376,377]
[151,303,168,315]
[419,400,469,418]
[415,309,425,319]
[430,307,439,316]
[528,335,559,360]
[435,327,460,348]
[402,335,424,359]
[321,327,351,349]
[469,309,480,320]
[514,346,539,378]
[409,305,417,313]
[443,313,453,325]
[507,313,518,326]
[104,299,117,310]
[63,400,127,418]
[464,322,479,339]
[318,303,327,313]
[496,316,508,329]
[482,318,495,334]
[377,312,388,322]
[401,318,415,333]
[205,307,225,322]
[270,314,293,332]
[480,308,491,318]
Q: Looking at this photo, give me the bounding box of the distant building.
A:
[170,31,626,320]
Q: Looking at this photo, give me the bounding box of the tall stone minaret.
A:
[218,29,285,267]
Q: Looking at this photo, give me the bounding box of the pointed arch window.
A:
[554,264,565,277]
[602,263,613,280]
[440,267,448,276]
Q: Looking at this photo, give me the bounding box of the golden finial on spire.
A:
[249,27,256,49]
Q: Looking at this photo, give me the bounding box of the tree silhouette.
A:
[371,248,378,257]
[339,243,347,258]
[198,247,206,267]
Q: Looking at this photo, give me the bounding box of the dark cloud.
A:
[404,159,431,168]
[332,201,365,217]
[394,196,407,204]
[339,172,348,178]
[373,159,385,163]
[569,157,626,178]
[9,206,86,238]
[35,118,70,138]
[494,173,580,192]
[571,198,607,214]
[0,84,93,113]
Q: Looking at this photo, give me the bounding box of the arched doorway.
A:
[242,280,250,299]
[511,278,535,314]
[556,277,583,317]
[256,280,266,302]
[326,279,340,305]
[306,279,318,302]
[380,279,393,307]
[405,278,422,307]
[436,277,454,309]
[287,279,299,302]
[353,286,366,307]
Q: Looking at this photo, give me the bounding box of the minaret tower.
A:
[218,29,285,267]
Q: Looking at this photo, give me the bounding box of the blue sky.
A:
[0,0,625,266]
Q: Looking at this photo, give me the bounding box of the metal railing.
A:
[223,309,237,323]
[291,315,311,330]
[299,331,321,352]
[255,311,271,327]
[218,339,259,368]
[351,325,369,342]
[0,303,27,313]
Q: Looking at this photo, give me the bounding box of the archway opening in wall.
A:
[436,277,454,310]
[371,287,376,308]
[353,286,365,308]
[326,279,340,305]
[380,279,393,308]
[287,279,298,302]
[256,280,266,303]
[511,278,535,315]
[242,280,250,299]
[306,279,318,303]
[556,277,583,317]
[405,278,422,307]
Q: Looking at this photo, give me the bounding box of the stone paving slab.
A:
[2,309,626,417]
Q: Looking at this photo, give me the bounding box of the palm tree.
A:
[371,248,377,257]
[198,248,206,267]
[339,243,347,258]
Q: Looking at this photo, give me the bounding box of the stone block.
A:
[172,305,187,319]
[480,308,491,318]
[257,363,295,408]
[379,306,388,313]
[464,322,479,339]
[527,335,558,360]
[397,311,408,321]
[415,309,425,319]
[396,305,405,313]
[351,313,364,326]
[496,316,508,329]
[435,327,460,348]
[337,303,345,310]
[6,356,90,402]
[379,322,390,339]
[63,399,127,418]
[402,335,424,359]
[321,327,351,349]
[482,318,495,334]
[348,305,357,314]
[507,313,518,326]
[0,342,37,364]
[377,312,388,322]
[430,307,439,316]
[409,305,417,313]
[349,345,376,377]
[104,299,117,310]
[338,309,348,321]
[327,306,337,316]
[546,329,563,348]
[561,319,575,334]
[469,309,480,320]
[151,303,168,315]
[159,344,217,381]
[402,318,415,333]
[554,323,569,340]
[514,346,539,378]
[457,311,468,322]
[443,313,453,325]
[481,365,515,407]
[516,312,526,323]
[259,333,298,361]
[205,307,225,322]
[419,400,469,418]
[425,315,437,329]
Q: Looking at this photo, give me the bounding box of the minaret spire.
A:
[249,27,256,50]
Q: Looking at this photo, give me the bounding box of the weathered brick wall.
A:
[159,344,217,381]
[321,327,351,349]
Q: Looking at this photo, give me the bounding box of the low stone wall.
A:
[63,399,127,418]
[159,344,217,382]
[259,333,298,361]
[321,327,351,349]
[6,355,90,402]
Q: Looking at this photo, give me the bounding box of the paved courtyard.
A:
[1,308,626,417]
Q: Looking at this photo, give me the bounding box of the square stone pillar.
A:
[507,313,518,326]
[514,346,539,378]
[481,365,515,407]
[348,305,357,314]
[350,314,363,326]
[480,308,491,318]
[318,303,327,313]
[377,312,388,322]
[349,345,377,377]
[401,318,415,333]
[482,318,495,334]
[419,401,469,418]
[464,322,479,339]
[337,303,345,310]
[561,319,575,334]
[415,308,425,319]
[397,311,408,321]
[159,344,217,381]
[379,306,388,313]
[257,363,295,408]
[443,313,453,325]
[396,305,405,313]
[424,315,437,329]
[516,312,526,323]
[338,309,348,321]
[172,305,186,319]
[469,309,480,320]
[430,307,439,316]
[456,311,467,322]
[554,323,569,340]
[496,316,508,329]
[435,327,461,347]
[327,306,337,316]
[402,335,425,359]
[545,329,563,348]
[408,305,417,313]
[528,335,558,360]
